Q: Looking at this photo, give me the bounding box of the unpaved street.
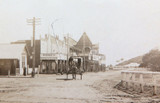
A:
[0,70,153,103]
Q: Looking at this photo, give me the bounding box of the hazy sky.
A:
[0,0,160,65]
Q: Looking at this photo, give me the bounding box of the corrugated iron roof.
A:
[0,44,26,59]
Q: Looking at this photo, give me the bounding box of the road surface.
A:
[0,70,154,103]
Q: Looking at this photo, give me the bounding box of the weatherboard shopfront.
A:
[0,44,28,75]
[40,53,67,74]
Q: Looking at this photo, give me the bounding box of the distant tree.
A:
[121,58,124,61]
[141,49,160,71]
[139,63,147,67]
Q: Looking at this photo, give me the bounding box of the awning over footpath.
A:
[0,44,26,59]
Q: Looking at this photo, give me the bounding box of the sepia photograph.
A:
[0,0,160,103]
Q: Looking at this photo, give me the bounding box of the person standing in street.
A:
[23,67,26,76]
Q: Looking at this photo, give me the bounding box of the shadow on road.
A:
[56,78,73,81]
[0,76,32,78]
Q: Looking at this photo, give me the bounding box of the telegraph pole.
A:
[66,34,70,73]
[67,34,69,63]
[83,33,86,72]
[27,17,41,77]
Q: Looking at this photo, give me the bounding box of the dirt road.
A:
[0,70,154,103]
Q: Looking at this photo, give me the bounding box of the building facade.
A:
[9,32,106,74]
[11,40,41,70]
[75,32,106,72]
[0,44,28,75]
[40,34,69,73]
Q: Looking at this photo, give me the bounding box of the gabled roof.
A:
[0,44,26,59]
[75,32,92,50]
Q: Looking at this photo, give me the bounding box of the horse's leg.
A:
[72,73,74,79]
[81,74,82,80]
[67,73,68,79]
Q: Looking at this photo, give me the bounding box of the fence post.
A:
[139,73,144,93]
[121,72,124,87]
[126,73,129,89]
[132,73,135,91]
[127,72,132,89]
[121,72,126,87]
[152,74,157,95]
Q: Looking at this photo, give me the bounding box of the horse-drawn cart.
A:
[66,56,84,80]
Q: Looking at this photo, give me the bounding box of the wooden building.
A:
[0,44,28,75]
[11,40,41,69]
[75,32,106,72]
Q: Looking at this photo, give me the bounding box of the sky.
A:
[0,0,160,65]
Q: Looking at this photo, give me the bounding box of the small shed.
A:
[0,44,28,75]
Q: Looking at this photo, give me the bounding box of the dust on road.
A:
[0,70,157,103]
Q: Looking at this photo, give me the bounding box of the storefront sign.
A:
[41,53,56,57]
[40,53,57,60]
[40,53,67,60]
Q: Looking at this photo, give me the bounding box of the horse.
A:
[66,57,83,80]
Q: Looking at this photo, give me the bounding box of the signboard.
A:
[41,53,56,57]
[40,53,57,60]
[40,53,67,60]
[78,53,89,56]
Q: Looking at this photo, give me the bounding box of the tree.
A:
[141,49,160,71]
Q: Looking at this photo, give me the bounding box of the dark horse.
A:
[71,62,77,79]
[66,57,83,80]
